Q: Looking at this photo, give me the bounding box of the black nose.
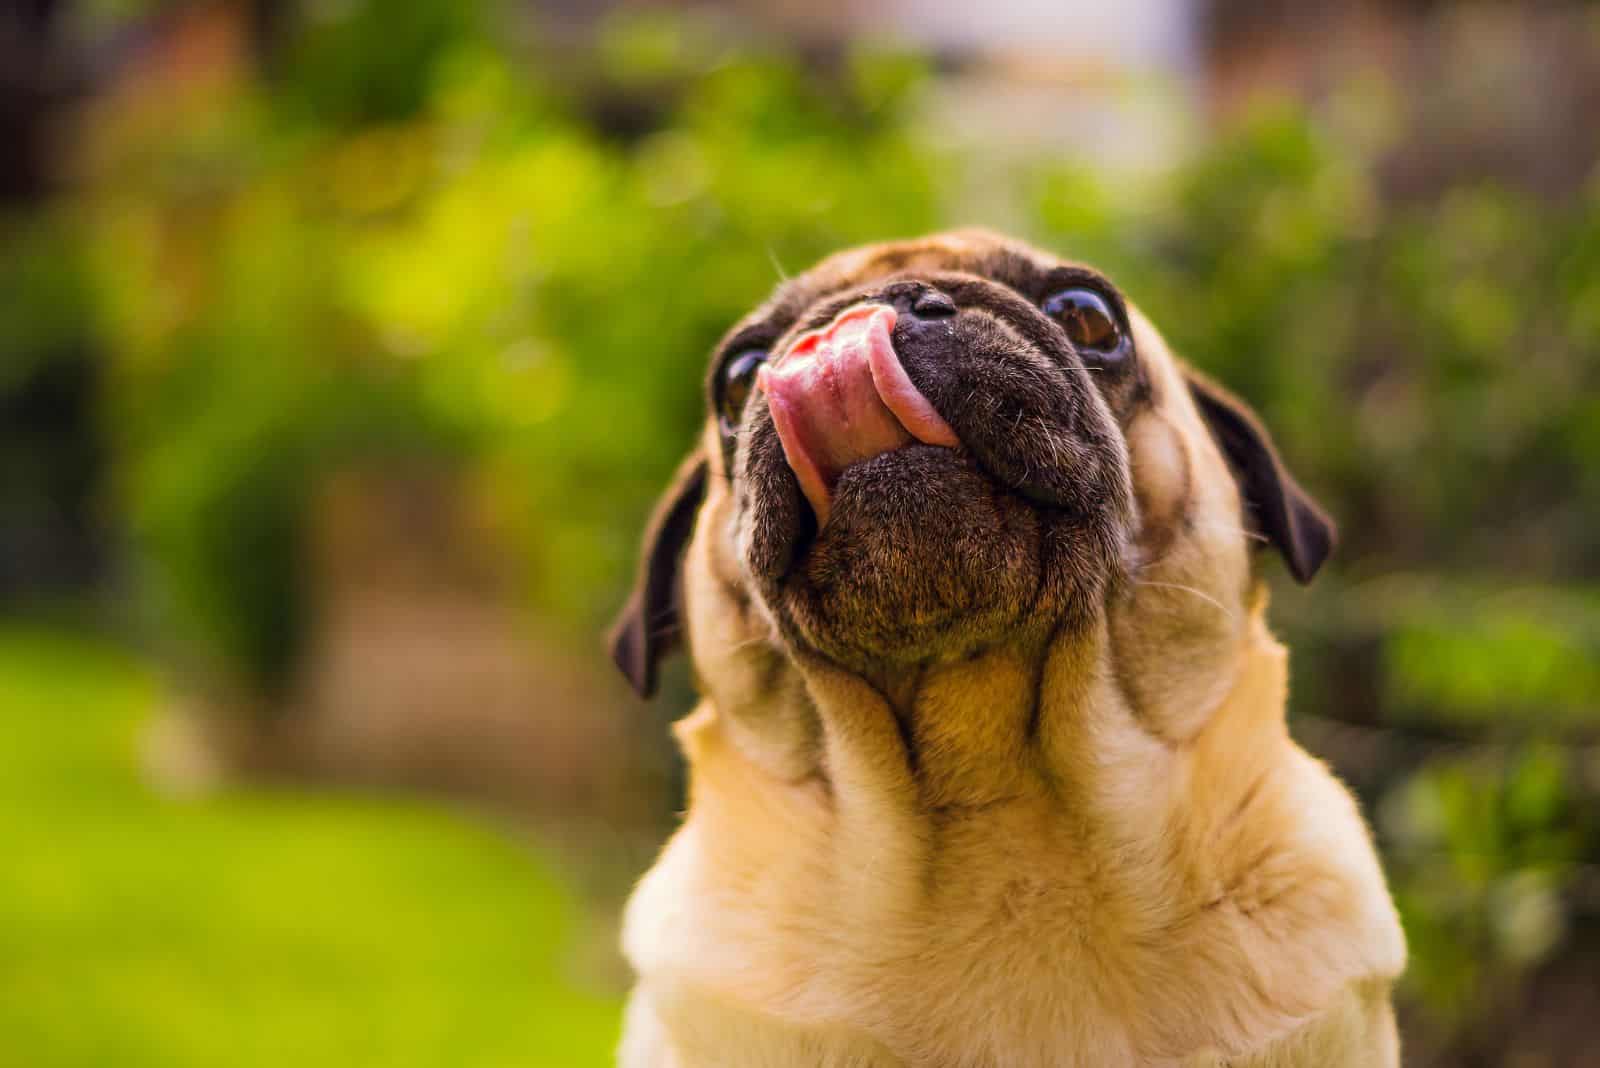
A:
[907,289,957,320]
[883,281,958,322]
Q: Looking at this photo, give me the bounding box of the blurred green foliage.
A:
[0,211,94,387]
[8,0,1598,1058]
[1386,743,1594,1014]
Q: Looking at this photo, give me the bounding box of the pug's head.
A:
[611,231,1332,728]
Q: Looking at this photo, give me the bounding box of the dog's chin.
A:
[763,445,1063,667]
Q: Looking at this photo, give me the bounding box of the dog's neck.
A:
[779,598,1277,824]
[689,591,1291,904]
[817,624,1059,807]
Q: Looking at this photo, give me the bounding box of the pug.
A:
[609,231,1405,1067]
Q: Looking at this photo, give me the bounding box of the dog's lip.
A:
[757,304,959,526]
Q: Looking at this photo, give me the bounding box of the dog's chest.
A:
[622,699,1404,1067]
[624,809,1174,1068]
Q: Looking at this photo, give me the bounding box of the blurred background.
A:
[3,0,1599,1064]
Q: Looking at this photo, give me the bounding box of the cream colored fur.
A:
[620,292,1405,1067]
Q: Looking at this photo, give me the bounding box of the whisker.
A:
[1189,520,1270,545]
[765,244,790,282]
[725,633,778,656]
[1134,579,1235,621]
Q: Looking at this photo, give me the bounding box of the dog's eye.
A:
[1043,288,1123,356]
[719,348,768,433]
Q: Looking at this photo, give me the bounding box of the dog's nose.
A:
[882,282,958,323]
[906,289,957,320]
[759,302,958,525]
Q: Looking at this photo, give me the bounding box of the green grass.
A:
[0,624,622,1067]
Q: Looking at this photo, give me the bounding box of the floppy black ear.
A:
[608,449,709,698]
[1184,369,1336,584]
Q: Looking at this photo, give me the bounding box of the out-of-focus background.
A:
[4,0,1599,1063]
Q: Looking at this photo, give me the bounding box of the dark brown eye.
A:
[1042,288,1122,354]
[718,348,768,433]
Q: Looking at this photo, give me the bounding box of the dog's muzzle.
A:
[759,301,960,526]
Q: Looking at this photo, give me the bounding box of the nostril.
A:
[909,290,957,320]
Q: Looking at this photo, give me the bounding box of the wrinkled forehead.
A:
[767,229,1059,319]
[721,229,1175,368]
[811,229,1049,289]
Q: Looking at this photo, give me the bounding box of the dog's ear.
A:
[1183,369,1336,584]
[608,448,709,697]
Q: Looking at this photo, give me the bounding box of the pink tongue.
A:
[758,304,958,526]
